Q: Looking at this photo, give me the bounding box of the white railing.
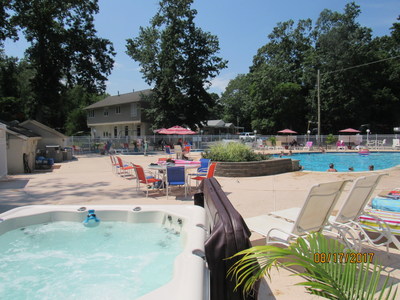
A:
[65,134,400,153]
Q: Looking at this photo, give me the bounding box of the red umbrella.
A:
[158,125,196,135]
[338,128,361,147]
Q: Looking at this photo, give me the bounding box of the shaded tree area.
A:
[0,0,114,133]
[220,2,400,134]
[126,0,227,130]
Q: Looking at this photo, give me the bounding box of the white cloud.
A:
[113,62,124,70]
[209,74,234,93]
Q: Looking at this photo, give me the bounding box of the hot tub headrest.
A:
[195,177,258,300]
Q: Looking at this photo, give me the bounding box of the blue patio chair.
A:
[165,146,174,158]
[166,166,187,198]
[198,158,211,174]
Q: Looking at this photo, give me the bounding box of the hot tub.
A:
[0,205,208,300]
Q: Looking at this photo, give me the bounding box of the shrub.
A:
[268,136,277,146]
[326,134,337,145]
[202,142,270,162]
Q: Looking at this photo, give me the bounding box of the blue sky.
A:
[4,0,400,96]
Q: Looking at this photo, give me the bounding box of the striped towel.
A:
[359,209,400,235]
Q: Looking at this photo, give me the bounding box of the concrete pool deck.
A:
[1,151,400,299]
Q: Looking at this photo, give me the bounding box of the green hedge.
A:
[202,142,270,162]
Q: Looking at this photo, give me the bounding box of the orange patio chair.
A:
[190,162,217,187]
[134,164,163,197]
[115,156,135,177]
[109,155,119,174]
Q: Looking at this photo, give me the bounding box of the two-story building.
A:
[84,89,153,139]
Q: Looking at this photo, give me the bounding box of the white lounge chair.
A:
[377,139,386,149]
[271,174,394,251]
[326,174,393,250]
[245,180,348,246]
[392,139,400,149]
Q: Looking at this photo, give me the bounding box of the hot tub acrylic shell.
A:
[0,205,209,300]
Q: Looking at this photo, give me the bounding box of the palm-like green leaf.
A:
[228,233,397,299]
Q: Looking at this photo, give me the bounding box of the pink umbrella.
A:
[339,128,361,133]
[277,129,298,145]
[278,129,298,134]
[339,128,361,147]
[158,125,196,135]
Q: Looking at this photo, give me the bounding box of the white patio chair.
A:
[392,139,400,149]
[377,139,386,149]
[245,180,348,246]
[174,145,183,159]
[366,140,377,149]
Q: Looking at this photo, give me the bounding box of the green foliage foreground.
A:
[202,142,270,162]
[228,233,397,300]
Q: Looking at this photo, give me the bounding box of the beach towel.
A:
[359,209,400,235]
[371,196,400,212]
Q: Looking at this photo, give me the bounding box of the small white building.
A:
[2,121,41,174]
[20,120,67,150]
[0,123,7,178]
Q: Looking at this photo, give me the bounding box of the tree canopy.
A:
[126,0,227,130]
[0,0,114,131]
[220,2,400,134]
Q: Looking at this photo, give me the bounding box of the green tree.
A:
[0,54,34,121]
[63,86,106,135]
[9,0,115,130]
[247,19,314,133]
[126,0,227,129]
[0,1,16,45]
[219,74,253,131]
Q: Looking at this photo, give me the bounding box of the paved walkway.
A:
[1,152,400,299]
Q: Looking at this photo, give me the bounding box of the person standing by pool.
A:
[369,165,374,171]
[327,163,337,172]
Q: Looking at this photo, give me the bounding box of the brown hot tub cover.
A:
[194,177,258,300]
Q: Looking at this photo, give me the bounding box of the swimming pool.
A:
[0,205,208,300]
[287,152,400,172]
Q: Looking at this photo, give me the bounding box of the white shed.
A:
[4,122,41,174]
[20,120,67,150]
[0,123,7,178]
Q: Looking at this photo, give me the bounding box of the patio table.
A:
[148,162,201,191]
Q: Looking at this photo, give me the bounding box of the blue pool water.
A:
[285,152,400,172]
[0,221,182,299]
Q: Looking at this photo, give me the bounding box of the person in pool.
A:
[327,163,338,172]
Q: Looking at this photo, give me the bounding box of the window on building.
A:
[114,126,118,137]
[124,126,129,136]
[115,106,121,114]
[104,108,109,116]
[130,103,137,117]
[88,110,95,118]
[136,126,141,137]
